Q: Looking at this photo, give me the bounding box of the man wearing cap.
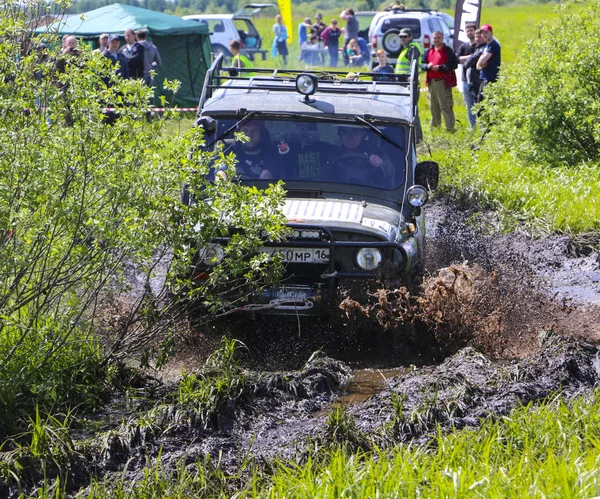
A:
[313,13,327,39]
[422,31,458,131]
[103,35,129,79]
[394,28,423,142]
[394,28,421,79]
[476,24,501,93]
[456,23,478,129]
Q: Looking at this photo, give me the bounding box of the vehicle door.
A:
[232,4,275,49]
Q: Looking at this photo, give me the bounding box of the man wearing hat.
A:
[394,27,423,142]
[394,28,422,78]
[103,35,129,79]
[476,24,501,87]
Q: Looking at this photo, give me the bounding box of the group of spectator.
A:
[456,23,501,129]
[423,22,500,132]
[62,29,162,85]
[368,22,500,133]
[270,9,368,68]
[268,12,500,133]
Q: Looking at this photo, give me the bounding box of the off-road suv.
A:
[368,8,453,66]
[189,57,439,315]
[183,3,274,60]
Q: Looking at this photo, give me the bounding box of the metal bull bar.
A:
[213,223,409,279]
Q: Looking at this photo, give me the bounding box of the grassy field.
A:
[76,391,600,498]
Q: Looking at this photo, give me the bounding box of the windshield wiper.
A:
[354,116,405,151]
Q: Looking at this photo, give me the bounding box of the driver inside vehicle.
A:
[217,120,280,180]
[327,126,393,186]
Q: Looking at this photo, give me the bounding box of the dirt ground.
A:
[107,198,600,468]
[4,197,600,497]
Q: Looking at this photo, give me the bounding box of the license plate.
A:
[274,286,312,301]
[259,247,330,263]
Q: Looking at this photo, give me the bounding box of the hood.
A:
[283,198,403,241]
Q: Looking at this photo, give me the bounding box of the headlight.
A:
[295,73,318,96]
[356,247,382,271]
[198,244,224,266]
[406,185,429,207]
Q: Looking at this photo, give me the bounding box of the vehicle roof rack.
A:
[383,5,440,14]
[198,54,419,123]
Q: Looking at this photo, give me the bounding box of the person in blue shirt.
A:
[298,17,313,48]
[272,14,289,65]
[372,49,395,81]
[476,24,501,91]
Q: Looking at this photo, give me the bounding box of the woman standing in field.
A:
[272,14,289,65]
[321,19,342,67]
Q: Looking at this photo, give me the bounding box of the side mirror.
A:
[194,115,216,135]
[415,160,439,191]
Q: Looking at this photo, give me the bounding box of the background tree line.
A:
[67,0,562,16]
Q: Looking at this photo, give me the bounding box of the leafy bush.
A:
[0,0,288,439]
[481,0,600,166]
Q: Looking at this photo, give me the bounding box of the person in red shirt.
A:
[422,31,458,131]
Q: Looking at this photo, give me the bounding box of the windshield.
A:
[211,118,408,189]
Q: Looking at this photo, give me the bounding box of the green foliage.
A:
[322,406,371,453]
[481,0,600,166]
[175,338,246,424]
[0,0,288,440]
[429,132,600,233]
[84,453,235,498]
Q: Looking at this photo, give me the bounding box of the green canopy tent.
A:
[36,3,212,107]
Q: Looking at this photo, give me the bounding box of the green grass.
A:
[259,395,600,498]
[61,391,600,498]
[428,132,600,233]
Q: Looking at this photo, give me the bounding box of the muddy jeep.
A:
[191,56,438,315]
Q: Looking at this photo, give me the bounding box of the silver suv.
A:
[368,8,453,66]
[183,3,274,60]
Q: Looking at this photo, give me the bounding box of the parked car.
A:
[188,57,438,315]
[183,3,274,60]
[367,8,453,66]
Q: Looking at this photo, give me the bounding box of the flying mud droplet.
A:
[339,263,506,356]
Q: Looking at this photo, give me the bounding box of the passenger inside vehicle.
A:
[211,118,407,188]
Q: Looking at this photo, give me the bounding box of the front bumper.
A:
[213,224,421,315]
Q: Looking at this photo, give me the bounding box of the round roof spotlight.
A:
[406,185,429,207]
[296,73,318,102]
